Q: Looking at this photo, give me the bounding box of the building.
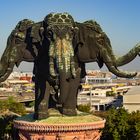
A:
[123,86,140,112]
[8,71,33,81]
[78,84,116,111]
[78,78,132,111]
[77,92,115,111]
[81,70,112,84]
[0,71,34,93]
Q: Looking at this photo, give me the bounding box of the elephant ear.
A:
[74,20,104,68]
[30,22,44,43]
[7,19,35,66]
[9,19,34,45]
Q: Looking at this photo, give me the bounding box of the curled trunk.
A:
[0,64,14,83]
[0,35,21,82]
[106,65,137,78]
[116,42,140,66]
[101,47,137,78]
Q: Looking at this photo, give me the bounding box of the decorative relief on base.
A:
[14,114,105,140]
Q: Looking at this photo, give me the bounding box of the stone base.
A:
[14,113,105,140]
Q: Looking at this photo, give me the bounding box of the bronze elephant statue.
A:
[0,12,139,119]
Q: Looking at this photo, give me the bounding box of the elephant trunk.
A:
[116,42,140,67]
[101,46,137,78]
[97,33,137,78]
[0,63,14,83]
[0,51,15,82]
[106,65,137,78]
[0,37,16,82]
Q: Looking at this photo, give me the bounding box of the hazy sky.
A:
[0,0,140,72]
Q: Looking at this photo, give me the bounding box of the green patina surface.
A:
[37,115,102,124]
[16,112,103,124]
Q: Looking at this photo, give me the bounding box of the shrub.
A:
[101,107,129,140]
[77,104,91,113]
[101,108,140,140]
[0,97,26,139]
[127,111,140,140]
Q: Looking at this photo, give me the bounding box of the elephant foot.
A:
[48,108,62,117]
[62,108,77,116]
[34,111,49,120]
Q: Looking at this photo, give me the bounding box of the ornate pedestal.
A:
[14,114,105,140]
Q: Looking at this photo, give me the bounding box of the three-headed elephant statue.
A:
[0,12,140,119]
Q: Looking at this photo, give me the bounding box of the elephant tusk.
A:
[52,94,58,103]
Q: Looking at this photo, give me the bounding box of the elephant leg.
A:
[62,68,81,116]
[34,82,39,119]
[34,78,51,120]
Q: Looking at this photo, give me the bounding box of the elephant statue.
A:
[0,12,139,119]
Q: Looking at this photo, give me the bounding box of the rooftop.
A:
[125,86,140,95]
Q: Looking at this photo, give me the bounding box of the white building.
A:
[8,71,33,80]
[84,77,112,84]
[78,83,132,111]
[78,84,115,111]
[77,93,115,111]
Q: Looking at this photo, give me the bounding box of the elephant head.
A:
[0,19,35,82]
[74,20,138,78]
[0,13,79,83]
[42,12,79,79]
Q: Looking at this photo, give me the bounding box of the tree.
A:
[101,107,129,140]
[127,111,140,140]
[0,97,26,139]
[0,97,26,115]
[101,108,140,140]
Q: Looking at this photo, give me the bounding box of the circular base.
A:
[14,113,105,140]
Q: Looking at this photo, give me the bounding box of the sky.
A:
[0,0,140,72]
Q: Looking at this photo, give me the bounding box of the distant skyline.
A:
[0,0,140,72]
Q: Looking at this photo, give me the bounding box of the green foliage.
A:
[127,111,140,140]
[0,97,26,115]
[0,97,26,139]
[101,108,140,140]
[92,111,108,119]
[28,101,35,107]
[106,91,116,96]
[9,101,26,115]
[77,104,91,113]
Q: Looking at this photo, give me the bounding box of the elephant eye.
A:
[48,30,53,36]
[97,38,104,45]
[46,30,53,39]
[71,27,79,34]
